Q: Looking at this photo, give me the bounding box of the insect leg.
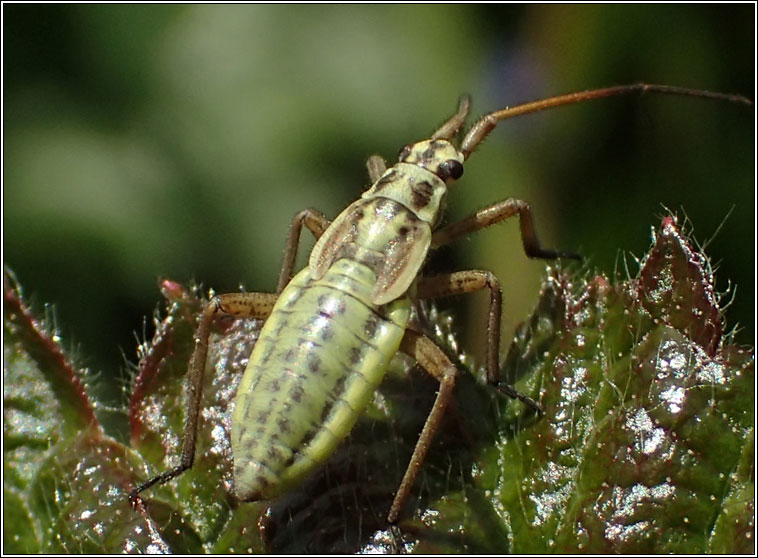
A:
[130,291,278,504]
[276,209,331,292]
[366,154,387,182]
[431,198,580,260]
[417,272,541,412]
[388,329,457,523]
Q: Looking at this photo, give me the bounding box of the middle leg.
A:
[130,291,278,503]
[416,271,541,412]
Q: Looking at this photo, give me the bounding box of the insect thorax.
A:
[364,138,464,226]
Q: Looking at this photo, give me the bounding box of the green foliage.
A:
[3,217,753,553]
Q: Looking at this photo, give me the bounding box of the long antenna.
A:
[460,83,752,159]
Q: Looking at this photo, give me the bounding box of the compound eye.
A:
[398,144,413,161]
[438,159,464,181]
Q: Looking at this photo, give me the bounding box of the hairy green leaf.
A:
[3,217,753,553]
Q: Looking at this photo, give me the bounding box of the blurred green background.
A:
[4,5,754,414]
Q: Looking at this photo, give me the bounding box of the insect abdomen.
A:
[231,258,411,501]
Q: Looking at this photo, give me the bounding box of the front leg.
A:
[432,197,580,260]
[366,154,387,182]
[276,208,331,292]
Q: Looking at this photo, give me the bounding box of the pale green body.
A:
[230,140,463,501]
[231,258,410,499]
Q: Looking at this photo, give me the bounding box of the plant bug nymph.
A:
[130,83,751,526]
